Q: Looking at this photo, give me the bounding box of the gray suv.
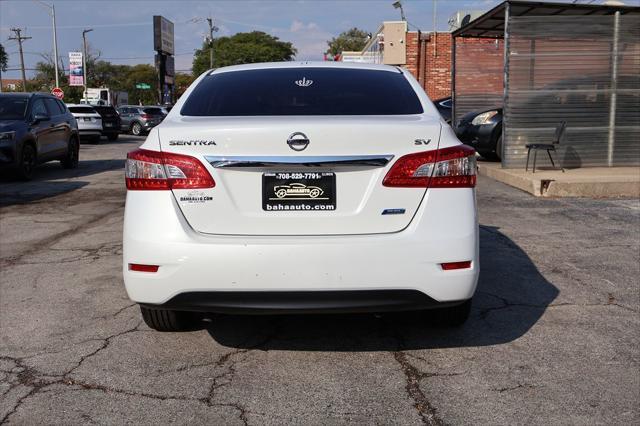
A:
[117,105,164,136]
[0,93,79,180]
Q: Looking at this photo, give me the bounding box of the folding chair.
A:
[526,121,566,173]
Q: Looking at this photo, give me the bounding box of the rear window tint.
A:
[143,108,163,115]
[68,106,96,114]
[180,68,424,116]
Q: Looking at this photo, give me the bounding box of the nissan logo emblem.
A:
[287,132,310,152]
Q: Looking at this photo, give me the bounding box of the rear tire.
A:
[61,137,79,169]
[140,306,196,332]
[430,299,472,327]
[17,143,36,180]
[131,122,143,136]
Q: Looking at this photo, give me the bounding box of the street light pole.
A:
[392,1,406,22]
[35,1,60,88]
[52,4,59,87]
[82,28,93,103]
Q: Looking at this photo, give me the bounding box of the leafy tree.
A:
[175,73,195,100]
[326,28,369,56]
[192,31,296,77]
[0,43,7,72]
[123,64,157,105]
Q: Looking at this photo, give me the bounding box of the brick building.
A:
[340,21,471,101]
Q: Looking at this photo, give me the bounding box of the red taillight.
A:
[125,149,215,190]
[441,261,472,271]
[128,263,159,272]
[383,145,476,188]
[140,114,150,120]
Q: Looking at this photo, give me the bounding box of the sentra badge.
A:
[169,140,217,146]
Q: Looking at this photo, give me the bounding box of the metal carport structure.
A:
[452,0,640,169]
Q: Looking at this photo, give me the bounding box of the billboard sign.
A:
[69,52,83,86]
[153,16,174,55]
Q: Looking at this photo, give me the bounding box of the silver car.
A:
[67,104,102,143]
[117,105,164,136]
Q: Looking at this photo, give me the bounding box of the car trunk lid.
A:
[159,115,441,236]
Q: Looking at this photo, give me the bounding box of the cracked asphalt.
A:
[1,135,639,424]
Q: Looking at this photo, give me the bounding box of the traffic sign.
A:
[135,83,151,90]
[51,87,64,100]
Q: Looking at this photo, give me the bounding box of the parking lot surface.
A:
[1,136,638,424]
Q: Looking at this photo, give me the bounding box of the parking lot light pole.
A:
[35,1,59,88]
[82,28,93,103]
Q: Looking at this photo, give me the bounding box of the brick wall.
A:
[405,32,454,100]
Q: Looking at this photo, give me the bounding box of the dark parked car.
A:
[455,107,503,160]
[433,96,452,123]
[454,74,640,160]
[0,93,79,179]
[117,105,164,136]
[92,105,121,141]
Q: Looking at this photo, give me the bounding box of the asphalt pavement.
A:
[1,135,638,424]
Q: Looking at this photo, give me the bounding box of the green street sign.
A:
[135,83,151,89]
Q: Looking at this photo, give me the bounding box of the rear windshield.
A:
[180,68,424,116]
[68,106,96,114]
[0,97,28,120]
[143,108,164,115]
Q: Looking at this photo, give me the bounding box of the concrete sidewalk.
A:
[478,161,640,198]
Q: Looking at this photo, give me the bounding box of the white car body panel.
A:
[158,116,442,235]
[123,62,479,310]
[123,188,478,305]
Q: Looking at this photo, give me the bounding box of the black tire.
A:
[107,133,119,141]
[17,143,36,180]
[495,135,503,161]
[430,299,472,327]
[61,137,79,169]
[140,306,196,332]
[131,122,143,136]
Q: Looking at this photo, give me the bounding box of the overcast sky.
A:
[0,0,632,80]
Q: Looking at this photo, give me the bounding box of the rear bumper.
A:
[123,189,479,309]
[141,290,465,314]
[78,128,102,136]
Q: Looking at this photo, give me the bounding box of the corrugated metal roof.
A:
[452,0,640,39]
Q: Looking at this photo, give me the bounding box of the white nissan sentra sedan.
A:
[123,62,479,331]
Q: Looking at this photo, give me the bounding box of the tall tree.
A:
[175,73,195,99]
[0,43,7,72]
[192,31,296,77]
[326,28,369,56]
[124,64,157,105]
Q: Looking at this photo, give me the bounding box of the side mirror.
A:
[31,113,49,125]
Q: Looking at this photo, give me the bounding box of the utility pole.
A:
[82,28,93,102]
[206,17,218,69]
[9,28,31,92]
